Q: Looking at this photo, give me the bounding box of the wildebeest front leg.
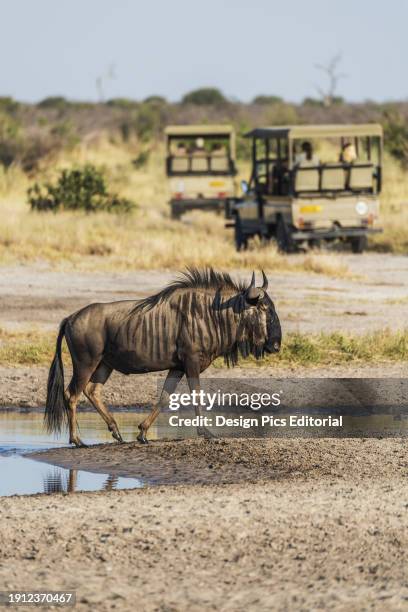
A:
[185,360,215,440]
[137,369,184,444]
[84,381,123,443]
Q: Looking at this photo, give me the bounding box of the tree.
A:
[96,63,116,102]
[252,95,283,105]
[314,53,346,107]
[181,87,227,105]
[143,95,167,104]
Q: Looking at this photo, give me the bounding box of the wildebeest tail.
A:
[45,318,69,434]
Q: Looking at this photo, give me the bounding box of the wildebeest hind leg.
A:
[65,362,101,447]
[137,369,184,444]
[64,386,87,447]
[84,363,123,443]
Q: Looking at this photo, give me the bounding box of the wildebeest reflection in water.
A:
[45,268,281,445]
[43,469,119,493]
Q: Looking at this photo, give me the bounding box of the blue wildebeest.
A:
[45,268,282,445]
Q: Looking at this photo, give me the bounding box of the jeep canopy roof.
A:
[165,124,235,137]
[245,124,383,140]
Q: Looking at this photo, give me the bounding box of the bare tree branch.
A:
[314,53,347,106]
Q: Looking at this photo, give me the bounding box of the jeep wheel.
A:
[234,214,248,251]
[276,217,295,253]
[171,205,182,220]
[350,235,367,254]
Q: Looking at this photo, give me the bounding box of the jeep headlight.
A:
[356,201,368,215]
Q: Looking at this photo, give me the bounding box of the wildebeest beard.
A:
[223,297,268,366]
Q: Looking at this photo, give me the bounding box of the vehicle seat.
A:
[191,156,208,172]
[171,157,189,172]
[295,167,320,192]
[210,156,229,171]
[321,165,345,190]
[349,163,373,191]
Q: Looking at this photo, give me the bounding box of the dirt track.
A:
[1,438,407,611]
[1,253,408,334]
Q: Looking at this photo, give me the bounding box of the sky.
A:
[1,0,407,104]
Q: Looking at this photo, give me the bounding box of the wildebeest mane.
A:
[133,267,246,313]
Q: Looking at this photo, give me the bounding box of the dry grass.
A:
[1,326,407,368]
[0,139,406,275]
[370,153,408,253]
[0,139,352,276]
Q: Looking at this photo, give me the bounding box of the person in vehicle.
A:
[174,141,187,156]
[210,142,227,156]
[295,141,319,165]
[340,142,357,163]
[192,137,206,155]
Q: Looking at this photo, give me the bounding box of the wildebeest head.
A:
[242,271,282,356]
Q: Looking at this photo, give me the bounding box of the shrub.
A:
[0,112,21,167]
[132,149,150,169]
[302,97,324,107]
[134,103,165,141]
[105,98,139,109]
[28,164,135,213]
[0,97,20,114]
[383,111,408,167]
[143,95,167,104]
[37,96,70,110]
[252,95,283,105]
[181,87,227,105]
[266,103,299,126]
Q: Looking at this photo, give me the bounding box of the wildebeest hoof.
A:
[137,432,149,444]
[71,439,88,448]
[112,430,124,443]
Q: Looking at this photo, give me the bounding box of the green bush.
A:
[143,95,167,104]
[105,98,139,109]
[266,103,299,126]
[134,103,165,141]
[132,149,150,169]
[383,111,408,167]
[181,87,227,105]
[37,96,70,110]
[252,95,283,105]
[28,164,135,213]
[0,97,20,114]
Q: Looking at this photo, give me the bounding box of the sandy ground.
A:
[1,361,407,409]
[1,254,408,335]
[1,254,407,407]
[0,438,407,611]
[1,258,407,610]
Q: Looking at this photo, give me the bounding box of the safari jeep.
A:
[230,124,383,253]
[165,125,237,219]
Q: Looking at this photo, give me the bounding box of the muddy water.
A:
[0,409,174,497]
[2,406,408,497]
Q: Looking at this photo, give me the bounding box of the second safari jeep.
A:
[165,125,237,219]
[231,124,383,253]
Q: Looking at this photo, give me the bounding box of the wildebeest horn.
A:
[247,271,263,301]
[261,270,268,291]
